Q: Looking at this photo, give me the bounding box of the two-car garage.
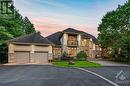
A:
[8,32,53,65]
[13,51,48,64]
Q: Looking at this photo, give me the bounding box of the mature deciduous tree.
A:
[98,0,130,62]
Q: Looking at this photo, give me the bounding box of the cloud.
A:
[31,17,99,37]
[20,0,69,9]
[28,11,98,28]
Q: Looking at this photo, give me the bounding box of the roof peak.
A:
[62,28,81,33]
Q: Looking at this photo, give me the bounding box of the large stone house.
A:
[47,28,101,60]
[8,28,101,64]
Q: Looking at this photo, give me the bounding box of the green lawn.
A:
[52,61,101,67]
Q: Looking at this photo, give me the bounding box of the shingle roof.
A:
[46,32,61,45]
[9,32,53,45]
[46,28,98,45]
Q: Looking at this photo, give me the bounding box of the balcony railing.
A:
[67,40,78,46]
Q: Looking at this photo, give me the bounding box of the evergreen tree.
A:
[0,3,36,63]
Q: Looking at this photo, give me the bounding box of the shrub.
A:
[61,51,70,60]
[76,51,87,60]
[68,60,75,65]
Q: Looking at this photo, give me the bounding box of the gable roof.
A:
[9,32,53,45]
[46,28,98,45]
[63,28,81,34]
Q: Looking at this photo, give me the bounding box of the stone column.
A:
[62,33,68,53]
[30,45,35,63]
[48,45,53,60]
[8,44,14,63]
[89,38,93,57]
[92,43,96,58]
[77,34,81,52]
[77,34,81,46]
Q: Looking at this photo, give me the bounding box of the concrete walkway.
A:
[88,58,130,66]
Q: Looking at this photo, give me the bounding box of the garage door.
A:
[34,52,48,63]
[14,51,30,64]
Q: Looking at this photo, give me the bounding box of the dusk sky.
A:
[14,0,127,37]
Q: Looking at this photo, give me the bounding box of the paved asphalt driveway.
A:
[0,65,129,86]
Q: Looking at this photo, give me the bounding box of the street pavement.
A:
[85,66,130,86]
[0,65,129,86]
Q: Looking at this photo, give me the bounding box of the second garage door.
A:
[34,52,48,63]
[14,51,30,64]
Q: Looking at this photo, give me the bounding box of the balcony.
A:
[67,40,78,46]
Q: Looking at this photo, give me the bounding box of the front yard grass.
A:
[52,61,101,67]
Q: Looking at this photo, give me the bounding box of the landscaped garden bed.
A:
[52,61,101,67]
